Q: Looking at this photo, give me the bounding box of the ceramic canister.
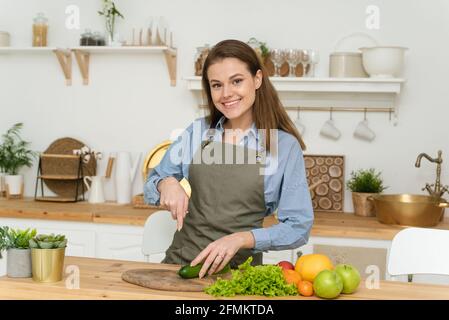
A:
[329,52,368,78]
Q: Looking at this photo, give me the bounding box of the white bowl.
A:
[359,46,408,78]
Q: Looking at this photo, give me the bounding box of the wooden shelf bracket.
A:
[73,49,90,85]
[53,49,72,86]
[163,48,177,86]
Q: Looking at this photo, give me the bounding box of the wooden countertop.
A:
[0,197,160,226]
[0,256,448,300]
[2,198,449,240]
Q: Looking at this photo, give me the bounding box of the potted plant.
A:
[346,168,387,217]
[98,0,124,46]
[0,226,37,277]
[29,233,67,282]
[0,123,37,197]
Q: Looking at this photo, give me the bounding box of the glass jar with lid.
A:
[92,32,105,46]
[32,12,48,47]
[80,29,93,46]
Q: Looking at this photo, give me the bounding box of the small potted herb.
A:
[346,168,387,217]
[0,226,37,278]
[0,123,37,197]
[29,233,67,282]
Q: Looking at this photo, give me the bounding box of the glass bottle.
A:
[32,12,48,47]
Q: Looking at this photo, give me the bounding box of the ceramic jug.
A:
[115,152,141,204]
[83,176,105,204]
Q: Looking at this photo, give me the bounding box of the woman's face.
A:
[207,57,262,124]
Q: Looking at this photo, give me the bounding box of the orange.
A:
[297,280,314,297]
[294,254,308,273]
[295,254,334,282]
[282,269,302,286]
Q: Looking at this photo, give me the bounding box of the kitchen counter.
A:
[2,198,449,240]
[0,197,159,226]
[0,256,448,300]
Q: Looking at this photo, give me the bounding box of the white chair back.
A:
[142,210,177,262]
[388,227,449,280]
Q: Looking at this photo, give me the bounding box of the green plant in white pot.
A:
[0,226,37,278]
[0,123,37,197]
[346,168,387,217]
[29,233,67,282]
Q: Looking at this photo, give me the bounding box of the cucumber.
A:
[178,264,203,279]
[178,263,231,279]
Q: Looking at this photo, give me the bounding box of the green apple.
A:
[335,264,361,294]
[313,270,343,299]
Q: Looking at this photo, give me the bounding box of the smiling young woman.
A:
[144,39,313,279]
[202,39,306,151]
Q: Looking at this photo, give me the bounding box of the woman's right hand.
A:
[157,177,189,231]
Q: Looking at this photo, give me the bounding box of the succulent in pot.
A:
[29,233,68,283]
[346,168,387,217]
[0,226,37,278]
[29,233,67,249]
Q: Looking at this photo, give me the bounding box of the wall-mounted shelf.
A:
[0,47,72,85]
[185,76,406,111]
[0,46,177,86]
[72,46,177,86]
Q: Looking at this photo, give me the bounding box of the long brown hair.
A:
[201,39,306,151]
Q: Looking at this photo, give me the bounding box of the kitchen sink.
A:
[371,194,448,227]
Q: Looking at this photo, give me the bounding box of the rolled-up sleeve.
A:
[143,124,192,206]
[251,141,314,251]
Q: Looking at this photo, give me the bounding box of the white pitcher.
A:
[83,176,105,204]
[115,152,141,204]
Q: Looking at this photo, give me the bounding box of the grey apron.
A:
[162,138,266,268]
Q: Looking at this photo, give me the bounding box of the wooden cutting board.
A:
[121,268,228,292]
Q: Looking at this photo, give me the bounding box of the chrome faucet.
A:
[415,150,449,199]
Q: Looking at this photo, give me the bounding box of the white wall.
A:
[1,0,449,213]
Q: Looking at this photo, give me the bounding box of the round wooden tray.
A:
[142,140,191,197]
[41,137,96,197]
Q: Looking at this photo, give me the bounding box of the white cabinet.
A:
[96,232,145,262]
[1,218,96,258]
[35,228,95,258]
[262,250,294,265]
[0,217,144,262]
[2,216,449,286]
[267,237,449,285]
[294,236,391,280]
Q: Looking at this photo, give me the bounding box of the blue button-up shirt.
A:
[144,116,314,252]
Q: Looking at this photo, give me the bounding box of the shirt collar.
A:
[215,116,259,142]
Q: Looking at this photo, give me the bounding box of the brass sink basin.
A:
[371,194,448,227]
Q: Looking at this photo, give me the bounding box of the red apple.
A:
[277,261,295,270]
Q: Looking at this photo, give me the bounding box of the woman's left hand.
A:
[190,231,255,278]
